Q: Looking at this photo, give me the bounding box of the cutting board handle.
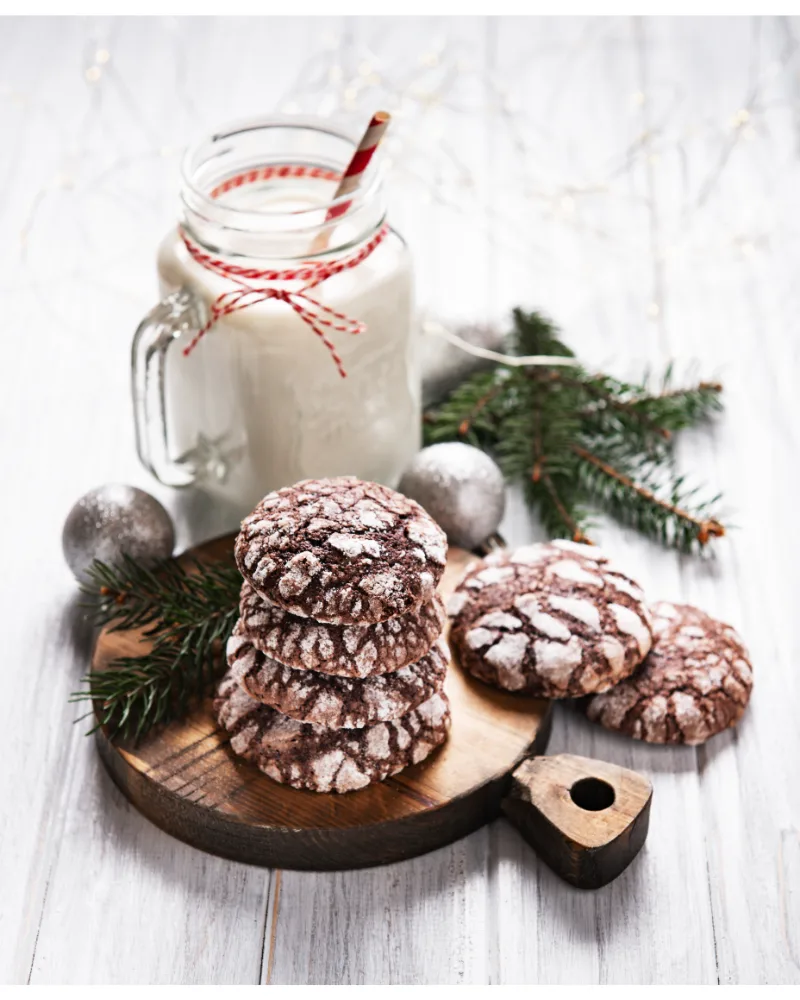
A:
[502,753,653,890]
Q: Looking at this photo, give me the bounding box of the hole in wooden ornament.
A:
[570,777,615,812]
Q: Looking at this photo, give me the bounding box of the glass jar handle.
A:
[131,287,207,487]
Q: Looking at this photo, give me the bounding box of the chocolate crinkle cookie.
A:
[448,540,653,698]
[227,627,448,729]
[585,601,753,745]
[214,670,451,793]
[238,580,446,678]
[234,477,448,625]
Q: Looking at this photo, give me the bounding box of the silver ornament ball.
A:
[399,442,506,551]
[62,484,175,583]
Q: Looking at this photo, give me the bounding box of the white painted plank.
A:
[644,17,800,984]
[29,750,272,985]
[268,835,492,985]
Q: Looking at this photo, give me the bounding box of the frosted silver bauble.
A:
[62,484,175,583]
[399,442,505,551]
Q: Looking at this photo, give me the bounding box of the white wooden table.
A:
[2,15,798,985]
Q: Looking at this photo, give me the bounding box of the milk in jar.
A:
[132,117,418,524]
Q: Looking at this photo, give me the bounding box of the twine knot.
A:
[178,164,389,378]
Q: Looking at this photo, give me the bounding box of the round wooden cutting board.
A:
[92,535,552,870]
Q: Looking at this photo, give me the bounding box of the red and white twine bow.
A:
[179,165,389,378]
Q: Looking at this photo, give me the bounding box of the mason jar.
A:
[132,116,418,523]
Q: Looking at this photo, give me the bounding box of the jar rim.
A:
[180,114,385,231]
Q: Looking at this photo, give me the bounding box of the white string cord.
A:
[422,319,581,369]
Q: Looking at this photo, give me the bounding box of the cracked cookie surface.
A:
[585,601,753,744]
[448,540,653,698]
[234,477,447,625]
[227,625,448,729]
[238,580,446,678]
[214,670,451,793]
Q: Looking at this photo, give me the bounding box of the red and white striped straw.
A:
[312,110,391,253]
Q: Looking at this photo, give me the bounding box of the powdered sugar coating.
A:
[586,601,753,745]
[214,671,451,793]
[448,541,653,698]
[235,477,447,624]
[227,626,448,729]
[238,580,446,678]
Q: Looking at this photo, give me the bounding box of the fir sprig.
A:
[424,309,725,552]
[71,555,241,741]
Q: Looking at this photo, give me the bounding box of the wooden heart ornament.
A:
[502,753,653,889]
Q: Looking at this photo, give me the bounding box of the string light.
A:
[559,195,576,216]
[4,23,798,323]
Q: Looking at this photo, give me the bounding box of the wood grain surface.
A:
[92,536,551,870]
[503,754,653,889]
[2,14,799,985]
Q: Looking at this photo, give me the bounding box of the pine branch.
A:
[627,380,723,432]
[80,554,188,632]
[423,309,726,553]
[514,366,590,540]
[457,382,503,437]
[80,554,240,633]
[573,444,724,552]
[574,373,672,443]
[574,371,722,458]
[423,369,504,449]
[509,307,575,359]
[72,556,240,741]
[532,470,592,543]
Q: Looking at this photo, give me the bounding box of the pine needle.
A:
[424,309,725,553]
[71,555,241,741]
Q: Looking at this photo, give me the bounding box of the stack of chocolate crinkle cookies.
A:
[448,540,753,746]
[215,477,451,794]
